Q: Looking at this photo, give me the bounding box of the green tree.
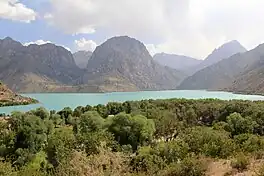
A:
[46,128,75,168]
[57,107,73,124]
[131,146,165,174]
[0,121,15,158]
[73,106,84,117]
[33,107,49,120]
[227,112,257,136]
[77,111,105,134]
[106,102,124,115]
[95,104,108,118]
[50,114,64,128]
[12,115,51,153]
[182,127,235,158]
[107,113,155,150]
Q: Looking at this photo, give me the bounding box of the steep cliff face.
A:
[0,37,83,92]
[81,36,185,91]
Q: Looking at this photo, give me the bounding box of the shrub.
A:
[0,159,15,176]
[131,146,166,174]
[159,157,206,176]
[56,150,130,176]
[155,139,190,163]
[231,153,250,172]
[226,113,257,136]
[182,127,235,158]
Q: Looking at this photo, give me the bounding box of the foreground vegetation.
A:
[2,98,264,175]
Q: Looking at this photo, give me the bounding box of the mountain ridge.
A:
[0,37,83,92]
[193,40,247,73]
[81,36,185,91]
[153,52,202,74]
[178,43,264,91]
[0,36,186,93]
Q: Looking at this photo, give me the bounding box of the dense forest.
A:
[1,98,264,175]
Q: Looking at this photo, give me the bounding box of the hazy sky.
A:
[0,0,264,59]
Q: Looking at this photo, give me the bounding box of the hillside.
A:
[193,40,247,73]
[225,46,264,94]
[153,53,201,74]
[178,43,264,91]
[0,37,186,93]
[0,37,83,92]
[81,36,185,92]
[73,51,93,69]
[0,82,37,107]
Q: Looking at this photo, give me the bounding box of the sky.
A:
[1,0,264,59]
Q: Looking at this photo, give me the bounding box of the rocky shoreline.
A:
[0,82,38,107]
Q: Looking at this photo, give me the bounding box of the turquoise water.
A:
[1,90,264,114]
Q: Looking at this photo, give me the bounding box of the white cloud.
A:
[24,40,71,51]
[46,0,264,59]
[0,0,36,23]
[74,38,97,52]
[24,40,51,46]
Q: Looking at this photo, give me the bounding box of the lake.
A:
[1,90,264,114]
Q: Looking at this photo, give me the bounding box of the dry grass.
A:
[206,158,264,176]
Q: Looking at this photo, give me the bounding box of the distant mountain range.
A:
[73,51,93,69]
[223,44,264,94]
[153,53,202,74]
[0,36,185,92]
[2,36,264,94]
[177,41,264,94]
[193,40,247,72]
[178,40,248,90]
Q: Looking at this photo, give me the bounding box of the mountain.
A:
[177,43,264,91]
[153,53,202,74]
[73,51,93,69]
[0,37,83,92]
[225,44,264,94]
[194,40,247,72]
[0,81,37,106]
[81,36,185,92]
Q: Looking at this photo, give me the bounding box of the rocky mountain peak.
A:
[83,36,184,91]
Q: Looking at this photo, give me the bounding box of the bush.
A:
[159,157,206,176]
[182,127,235,158]
[56,150,130,176]
[0,159,15,176]
[226,113,257,136]
[231,153,250,172]
[155,139,190,163]
[131,146,166,174]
